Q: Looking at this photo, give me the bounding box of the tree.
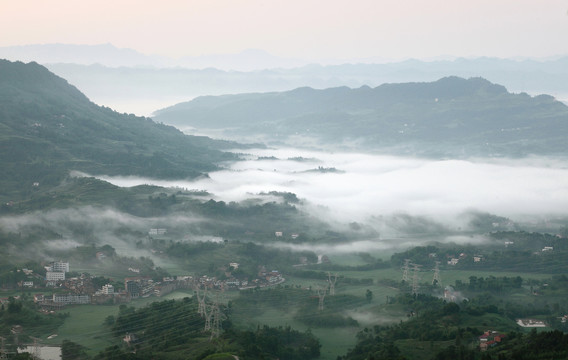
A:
[104,315,115,326]
[366,289,373,303]
[62,340,90,360]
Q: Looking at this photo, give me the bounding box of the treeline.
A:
[111,298,204,349]
[339,287,568,360]
[390,233,568,273]
[454,275,523,293]
[232,286,364,329]
[489,231,568,251]
[287,268,373,285]
[294,294,363,328]
[0,295,68,341]
[164,240,224,259]
[224,325,320,360]
[339,293,494,359]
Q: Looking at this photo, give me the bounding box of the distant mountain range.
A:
[0,59,243,202]
[154,77,568,158]
[2,44,568,116]
[0,44,305,70]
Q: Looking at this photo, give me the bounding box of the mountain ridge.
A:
[154,76,568,157]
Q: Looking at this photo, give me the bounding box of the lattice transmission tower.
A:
[327,272,338,296]
[316,286,327,311]
[432,261,442,287]
[411,263,422,295]
[401,259,411,282]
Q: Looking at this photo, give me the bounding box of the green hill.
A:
[154,77,568,157]
[0,59,240,202]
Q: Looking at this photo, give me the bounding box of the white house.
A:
[448,258,459,266]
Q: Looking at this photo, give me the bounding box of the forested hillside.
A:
[0,59,241,202]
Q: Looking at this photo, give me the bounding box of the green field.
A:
[42,290,195,356]
[43,304,118,355]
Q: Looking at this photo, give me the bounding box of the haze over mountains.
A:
[2,44,568,116]
[0,44,309,70]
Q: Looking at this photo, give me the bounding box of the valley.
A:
[1,59,568,359]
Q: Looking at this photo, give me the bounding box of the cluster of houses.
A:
[478,330,506,351]
[16,261,71,289]
[123,276,193,298]
[26,259,285,309]
[34,275,195,308]
[197,265,284,291]
[442,253,484,266]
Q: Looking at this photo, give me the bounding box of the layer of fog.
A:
[93,148,568,229]
[268,235,491,257]
[345,310,403,327]
[4,148,566,263]
[0,206,214,263]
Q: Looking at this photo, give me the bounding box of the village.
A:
[5,260,285,311]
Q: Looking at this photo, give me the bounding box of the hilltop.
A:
[154,77,568,157]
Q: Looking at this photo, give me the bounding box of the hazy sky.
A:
[2,0,567,61]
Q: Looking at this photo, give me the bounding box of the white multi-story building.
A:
[51,261,70,273]
[102,284,114,295]
[46,271,65,281]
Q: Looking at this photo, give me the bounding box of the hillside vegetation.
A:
[0,59,242,203]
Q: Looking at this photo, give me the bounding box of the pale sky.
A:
[1,0,567,61]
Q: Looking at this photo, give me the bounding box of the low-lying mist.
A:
[0,206,213,261]
[91,148,568,232]
[3,148,566,263]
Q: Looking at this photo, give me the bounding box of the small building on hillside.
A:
[479,330,506,351]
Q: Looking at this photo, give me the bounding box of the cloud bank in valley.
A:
[91,148,568,227]
[0,206,213,259]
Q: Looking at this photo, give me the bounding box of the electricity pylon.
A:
[402,259,411,282]
[316,286,327,311]
[194,284,208,318]
[432,261,442,287]
[411,263,422,295]
[327,272,338,296]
